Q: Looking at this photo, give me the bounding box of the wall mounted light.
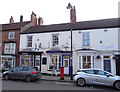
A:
[96,55,101,59]
[79,31,81,33]
[104,30,108,32]
[112,55,118,60]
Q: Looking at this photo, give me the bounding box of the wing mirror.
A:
[106,74,113,77]
[10,69,14,72]
[106,74,110,77]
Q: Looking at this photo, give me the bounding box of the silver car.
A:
[73,68,120,90]
[3,66,41,82]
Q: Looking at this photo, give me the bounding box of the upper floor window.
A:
[4,43,16,54]
[27,36,33,47]
[8,32,15,39]
[52,34,59,46]
[82,32,90,46]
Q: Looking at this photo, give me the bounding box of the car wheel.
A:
[25,75,32,82]
[77,78,86,86]
[114,81,120,90]
[4,74,9,80]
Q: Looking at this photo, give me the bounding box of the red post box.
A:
[60,66,64,80]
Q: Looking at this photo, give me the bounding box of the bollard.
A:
[60,66,64,80]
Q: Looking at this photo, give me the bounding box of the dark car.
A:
[3,66,41,82]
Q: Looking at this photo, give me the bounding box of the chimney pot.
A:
[70,6,76,23]
[31,11,37,26]
[20,15,23,22]
[38,17,43,25]
[10,16,14,23]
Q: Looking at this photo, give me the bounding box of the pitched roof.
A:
[1,21,31,31]
[21,18,120,34]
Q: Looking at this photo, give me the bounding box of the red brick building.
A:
[0,12,43,69]
[1,20,31,69]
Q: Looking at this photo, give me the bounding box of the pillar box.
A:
[60,66,64,80]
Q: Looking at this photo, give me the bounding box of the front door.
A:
[116,55,120,76]
[35,55,41,70]
[63,55,69,74]
[104,60,111,73]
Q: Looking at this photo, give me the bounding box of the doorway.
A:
[63,55,70,74]
[116,55,120,76]
[103,56,111,73]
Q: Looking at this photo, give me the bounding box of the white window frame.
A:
[8,32,15,39]
[49,55,61,70]
[82,32,90,46]
[27,35,33,47]
[4,43,16,54]
[79,55,94,69]
[52,34,59,47]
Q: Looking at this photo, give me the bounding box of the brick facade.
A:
[2,29,20,66]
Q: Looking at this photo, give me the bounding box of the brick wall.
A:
[2,29,21,66]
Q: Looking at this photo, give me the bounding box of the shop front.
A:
[76,49,98,69]
[18,50,43,71]
[0,55,16,71]
[46,49,71,75]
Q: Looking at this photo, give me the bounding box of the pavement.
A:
[41,74,74,83]
[0,72,74,83]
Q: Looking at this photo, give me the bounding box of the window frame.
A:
[4,43,16,54]
[82,32,90,46]
[52,34,59,47]
[8,32,15,39]
[27,35,33,47]
[49,55,61,70]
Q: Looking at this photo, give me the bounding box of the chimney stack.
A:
[38,17,43,25]
[20,15,23,22]
[10,16,14,23]
[31,11,37,26]
[70,6,76,23]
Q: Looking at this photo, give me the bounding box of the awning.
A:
[0,55,16,58]
[18,49,43,55]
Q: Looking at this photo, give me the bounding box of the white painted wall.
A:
[20,27,118,75]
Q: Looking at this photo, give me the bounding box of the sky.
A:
[0,0,119,25]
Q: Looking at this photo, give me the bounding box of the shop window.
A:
[42,57,47,65]
[82,56,91,68]
[49,55,61,70]
[20,55,33,67]
[1,57,15,69]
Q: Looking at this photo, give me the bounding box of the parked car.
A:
[3,66,41,82]
[73,68,120,90]
[2,68,10,73]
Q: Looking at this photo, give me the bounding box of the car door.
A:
[94,70,115,86]
[83,70,97,84]
[9,67,23,79]
[20,66,30,79]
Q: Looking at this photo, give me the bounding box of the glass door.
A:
[63,55,69,74]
